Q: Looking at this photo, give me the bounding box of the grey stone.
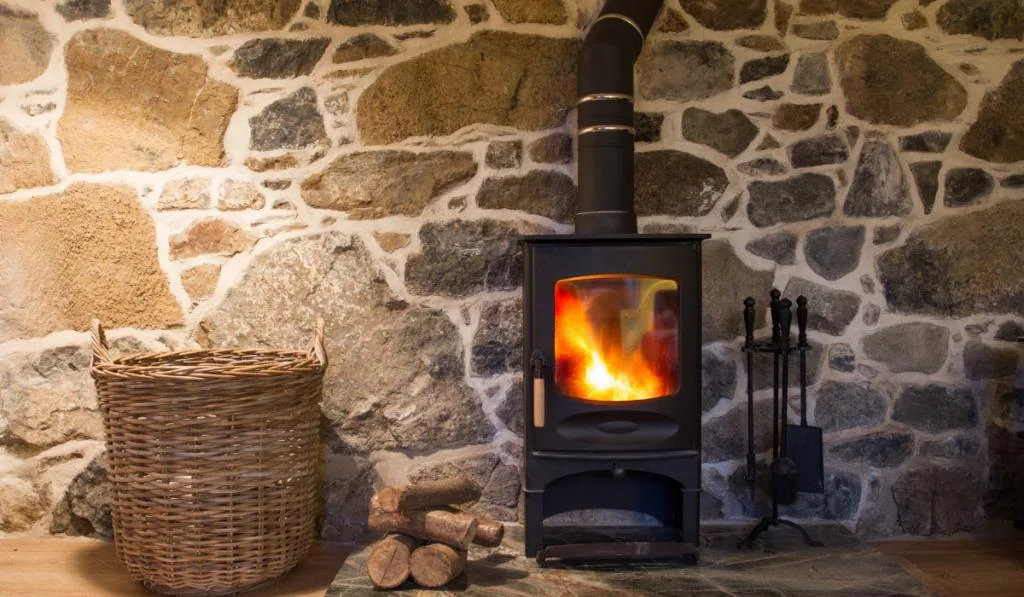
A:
[814,382,888,432]
[496,382,523,434]
[844,141,912,218]
[635,112,664,143]
[962,61,1024,162]
[829,343,856,372]
[465,3,488,23]
[784,277,861,336]
[824,471,862,521]
[963,341,1018,379]
[900,131,952,152]
[863,323,950,374]
[635,151,729,217]
[826,105,840,129]
[477,170,574,223]
[630,111,663,143]
[772,103,821,131]
[638,41,735,102]
[327,0,455,25]
[873,225,901,245]
[746,232,797,265]
[793,20,839,39]
[232,37,329,78]
[965,322,992,337]
[944,168,994,207]
[759,134,782,150]
[829,432,914,468]
[800,0,899,19]
[792,52,831,95]
[836,35,967,126]
[491,0,566,24]
[776,0,794,32]
[357,32,578,144]
[321,455,376,542]
[658,7,690,32]
[804,225,865,281]
[472,300,522,376]
[332,33,397,63]
[736,35,786,52]
[49,454,111,539]
[704,400,775,462]
[528,133,572,164]
[738,157,788,176]
[921,435,980,459]
[892,464,981,534]
[485,140,522,169]
[679,0,767,30]
[877,201,1024,317]
[703,348,737,413]
[743,86,785,101]
[124,0,300,36]
[910,161,941,214]
[249,87,327,150]
[300,150,477,218]
[902,9,928,29]
[861,275,876,294]
[407,220,523,297]
[0,343,101,449]
[304,2,320,18]
[703,241,775,343]
[995,321,1024,341]
[1001,173,1024,188]
[56,0,109,20]
[410,452,519,521]
[202,233,494,452]
[721,194,741,222]
[747,174,836,227]
[938,0,1024,40]
[681,108,759,157]
[740,54,790,84]
[789,134,848,168]
[893,384,977,432]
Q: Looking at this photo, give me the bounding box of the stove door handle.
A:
[532,354,546,428]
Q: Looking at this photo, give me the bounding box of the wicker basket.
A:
[90,319,327,596]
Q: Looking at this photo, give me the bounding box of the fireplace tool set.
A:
[738,290,824,548]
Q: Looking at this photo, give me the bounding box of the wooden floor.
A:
[0,536,1022,596]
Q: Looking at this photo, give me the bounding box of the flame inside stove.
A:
[554,275,680,402]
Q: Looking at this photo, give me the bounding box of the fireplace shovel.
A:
[785,296,824,493]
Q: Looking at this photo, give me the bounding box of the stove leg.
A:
[524,489,544,558]
[737,517,773,548]
[681,487,700,548]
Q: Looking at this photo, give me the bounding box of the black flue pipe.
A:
[575,0,664,235]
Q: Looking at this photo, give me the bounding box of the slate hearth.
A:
[325,523,932,596]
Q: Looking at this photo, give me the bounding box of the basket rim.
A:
[92,348,325,380]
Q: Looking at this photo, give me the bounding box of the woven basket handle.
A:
[91,319,111,365]
[310,317,327,367]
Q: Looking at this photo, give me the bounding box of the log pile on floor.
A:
[365,477,505,590]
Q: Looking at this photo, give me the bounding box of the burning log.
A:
[409,543,467,588]
[367,495,478,549]
[366,533,420,589]
[377,477,482,513]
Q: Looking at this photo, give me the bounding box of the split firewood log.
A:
[471,514,505,548]
[436,507,505,547]
[409,543,467,588]
[366,533,420,589]
[377,477,482,513]
[367,495,479,549]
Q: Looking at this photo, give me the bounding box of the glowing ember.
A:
[554,276,679,402]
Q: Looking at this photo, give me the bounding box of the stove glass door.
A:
[554,274,679,402]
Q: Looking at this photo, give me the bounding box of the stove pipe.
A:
[575,0,664,235]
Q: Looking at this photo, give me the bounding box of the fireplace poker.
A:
[743,297,756,501]
[771,299,797,505]
[769,289,782,462]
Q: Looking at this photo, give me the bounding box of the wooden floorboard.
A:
[0,536,1023,596]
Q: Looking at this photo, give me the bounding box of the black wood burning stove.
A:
[520,0,709,562]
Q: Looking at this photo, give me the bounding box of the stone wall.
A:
[1,0,1022,542]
